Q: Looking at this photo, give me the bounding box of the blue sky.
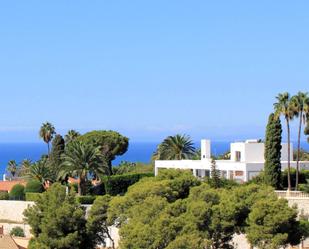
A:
[0,1,308,142]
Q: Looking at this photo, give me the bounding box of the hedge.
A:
[76,195,97,204]
[9,184,25,200]
[0,191,9,200]
[25,192,42,202]
[102,172,154,196]
[25,180,44,193]
[281,169,309,188]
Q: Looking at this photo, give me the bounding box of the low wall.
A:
[0,201,34,223]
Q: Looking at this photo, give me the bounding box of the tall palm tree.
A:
[7,160,18,178]
[64,129,81,144]
[39,122,56,155]
[152,134,196,160]
[61,141,108,195]
[19,159,32,176]
[274,92,294,191]
[291,92,309,190]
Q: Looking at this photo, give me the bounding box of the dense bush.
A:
[281,169,309,189]
[0,191,9,200]
[25,180,44,193]
[102,172,154,196]
[26,193,42,202]
[76,195,97,204]
[89,183,105,195]
[9,184,25,200]
[10,226,25,237]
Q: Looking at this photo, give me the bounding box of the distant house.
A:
[155,139,309,182]
[0,226,26,249]
[0,180,26,193]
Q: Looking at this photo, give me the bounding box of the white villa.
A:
[155,139,309,182]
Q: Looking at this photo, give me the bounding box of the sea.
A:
[0,141,308,176]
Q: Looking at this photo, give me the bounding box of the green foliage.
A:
[9,184,25,200]
[48,134,65,179]
[212,151,231,160]
[105,171,306,249]
[113,162,153,175]
[28,155,52,187]
[281,169,309,189]
[7,160,18,177]
[10,226,25,237]
[87,195,113,247]
[0,191,9,200]
[39,122,56,154]
[25,193,42,202]
[62,141,108,195]
[294,148,309,161]
[152,134,196,160]
[102,172,154,196]
[76,195,97,204]
[65,129,81,144]
[24,183,94,249]
[274,92,294,191]
[210,158,221,188]
[25,180,44,193]
[246,198,303,249]
[264,113,282,189]
[78,130,129,171]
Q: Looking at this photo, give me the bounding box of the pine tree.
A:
[264,113,282,189]
[210,158,221,188]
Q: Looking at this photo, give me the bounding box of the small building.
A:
[155,139,309,182]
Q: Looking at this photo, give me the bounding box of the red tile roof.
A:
[0,181,26,192]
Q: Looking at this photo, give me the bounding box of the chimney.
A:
[3,174,6,181]
[201,139,211,160]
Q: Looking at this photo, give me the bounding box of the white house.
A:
[155,139,309,182]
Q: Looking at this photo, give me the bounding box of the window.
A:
[235,151,241,162]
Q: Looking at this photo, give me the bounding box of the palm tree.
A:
[19,159,32,176]
[291,92,309,190]
[274,92,294,191]
[28,156,52,189]
[61,141,108,195]
[7,160,18,178]
[152,134,196,160]
[64,129,81,144]
[39,122,56,155]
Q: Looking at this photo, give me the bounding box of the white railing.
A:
[275,191,309,199]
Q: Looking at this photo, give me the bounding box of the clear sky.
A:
[0,1,308,142]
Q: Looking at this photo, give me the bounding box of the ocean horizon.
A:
[0,141,308,176]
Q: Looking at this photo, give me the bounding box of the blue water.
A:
[0,141,308,175]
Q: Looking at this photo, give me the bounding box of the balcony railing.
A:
[275,190,309,199]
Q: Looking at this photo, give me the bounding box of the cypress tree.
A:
[210,158,221,188]
[264,113,282,189]
[48,134,65,180]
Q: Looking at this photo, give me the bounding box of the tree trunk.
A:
[287,119,291,192]
[47,142,50,156]
[296,111,303,190]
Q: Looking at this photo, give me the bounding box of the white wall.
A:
[0,201,34,223]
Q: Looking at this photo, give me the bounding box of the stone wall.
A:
[0,201,34,223]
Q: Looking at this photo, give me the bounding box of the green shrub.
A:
[10,226,25,237]
[25,192,42,202]
[102,172,154,196]
[89,183,105,195]
[9,184,25,200]
[281,169,309,189]
[25,180,44,193]
[0,191,9,200]
[76,195,97,204]
[69,183,78,193]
